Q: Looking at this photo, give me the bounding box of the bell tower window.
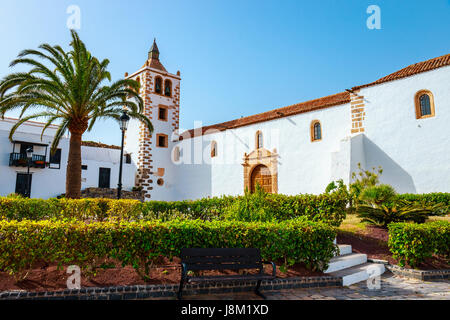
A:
[155,76,162,94]
[164,80,172,97]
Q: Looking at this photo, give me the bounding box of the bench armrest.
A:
[262,261,276,277]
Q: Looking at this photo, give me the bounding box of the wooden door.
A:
[250,165,272,193]
[98,167,111,188]
[16,173,32,197]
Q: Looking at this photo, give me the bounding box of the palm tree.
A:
[0,30,152,198]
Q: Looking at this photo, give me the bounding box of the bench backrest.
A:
[180,248,263,271]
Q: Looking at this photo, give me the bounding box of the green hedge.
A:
[0,193,347,226]
[264,193,347,226]
[142,196,234,221]
[0,198,143,221]
[388,221,450,268]
[0,219,337,280]
[396,193,450,209]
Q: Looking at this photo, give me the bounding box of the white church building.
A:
[0,41,449,200]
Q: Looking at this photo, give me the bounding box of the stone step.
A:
[328,263,386,286]
[337,244,352,256]
[324,253,367,273]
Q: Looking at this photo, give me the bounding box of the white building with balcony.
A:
[0,117,135,198]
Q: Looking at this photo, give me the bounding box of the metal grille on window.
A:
[314,123,321,140]
[419,94,431,116]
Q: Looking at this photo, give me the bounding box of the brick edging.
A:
[385,264,450,281]
[0,276,342,300]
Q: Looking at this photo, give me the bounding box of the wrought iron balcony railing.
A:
[9,153,47,168]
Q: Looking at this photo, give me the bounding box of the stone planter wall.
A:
[80,188,144,201]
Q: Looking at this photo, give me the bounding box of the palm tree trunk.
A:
[66,130,83,199]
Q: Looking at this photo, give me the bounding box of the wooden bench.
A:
[178,248,276,299]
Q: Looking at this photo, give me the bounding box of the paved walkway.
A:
[168,274,450,300]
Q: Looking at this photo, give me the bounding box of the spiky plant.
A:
[0,30,152,198]
[356,200,446,227]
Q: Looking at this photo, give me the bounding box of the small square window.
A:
[158,107,168,121]
[156,134,168,148]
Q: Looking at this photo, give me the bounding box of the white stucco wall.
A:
[81,146,135,191]
[172,102,351,200]
[359,66,450,193]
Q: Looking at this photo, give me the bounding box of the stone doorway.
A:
[242,148,278,194]
[250,164,272,193]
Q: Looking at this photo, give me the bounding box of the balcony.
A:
[9,153,47,168]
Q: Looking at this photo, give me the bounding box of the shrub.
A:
[267,193,348,226]
[325,179,350,198]
[349,163,383,205]
[0,197,60,221]
[396,193,450,215]
[224,186,277,222]
[0,198,143,222]
[142,196,234,221]
[0,219,337,280]
[356,186,447,227]
[388,221,450,268]
[359,184,396,206]
[356,201,443,227]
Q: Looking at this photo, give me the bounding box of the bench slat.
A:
[181,248,261,258]
[185,263,263,271]
[183,256,262,264]
[188,274,274,282]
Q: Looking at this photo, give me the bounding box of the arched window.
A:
[311,120,322,142]
[155,76,162,94]
[415,90,435,119]
[164,79,172,97]
[211,141,217,158]
[255,131,263,149]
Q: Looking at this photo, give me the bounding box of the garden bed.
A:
[0,259,323,293]
[337,227,449,270]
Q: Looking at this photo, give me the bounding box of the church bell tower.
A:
[124,39,181,200]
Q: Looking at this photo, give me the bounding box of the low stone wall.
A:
[80,188,144,201]
[0,276,342,300]
[386,265,450,281]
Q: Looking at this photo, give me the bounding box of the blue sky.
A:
[0,0,449,145]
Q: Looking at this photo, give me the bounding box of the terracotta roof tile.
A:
[142,58,167,72]
[81,141,121,150]
[353,53,450,90]
[180,91,350,139]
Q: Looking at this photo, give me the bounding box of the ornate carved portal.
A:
[242,148,278,193]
